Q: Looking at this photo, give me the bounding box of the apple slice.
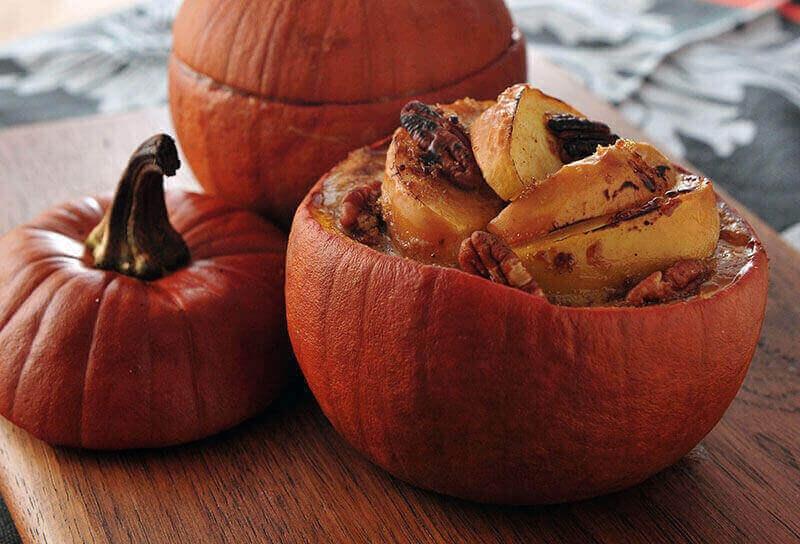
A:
[382,102,504,266]
[471,84,618,200]
[508,175,720,297]
[439,98,496,132]
[489,140,678,245]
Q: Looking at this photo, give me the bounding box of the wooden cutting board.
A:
[0,58,797,544]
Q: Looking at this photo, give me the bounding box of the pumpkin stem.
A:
[85,134,190,280]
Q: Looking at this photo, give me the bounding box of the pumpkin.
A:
[0,135,290,449]
[284,141,769,504]
[168,0,527,227]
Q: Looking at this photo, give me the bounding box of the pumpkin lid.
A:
[172,0,516,104]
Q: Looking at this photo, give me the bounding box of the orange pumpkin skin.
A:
[0,191,290,449]
[168,0,527,227]
[286,178,769,504]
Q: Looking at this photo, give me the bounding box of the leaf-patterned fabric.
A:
[512,0,800,243]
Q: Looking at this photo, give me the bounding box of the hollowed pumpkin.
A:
[168,0,527,227]
[285,133,768,503]
[0,135,290,449]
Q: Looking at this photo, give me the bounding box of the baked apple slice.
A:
[489,139,678,244]
[510,175,720,299]
[471,84,618,200]
[439,97,496,131]
[381,101,504,265]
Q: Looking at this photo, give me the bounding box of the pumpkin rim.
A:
[170,29,525,108]
[294,154,768,316]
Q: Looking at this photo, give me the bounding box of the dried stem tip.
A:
[85,134,189,280]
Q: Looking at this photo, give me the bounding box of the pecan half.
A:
[625,259,713,306]
[546,113,619,163]
[400,101,484,191]
[458,231,544,295]
[339,182,383,245]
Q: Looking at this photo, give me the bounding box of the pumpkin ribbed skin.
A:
[172,0,515,104]
[168,0,527,227]
[0,191,290,449]
[286,176,769,504]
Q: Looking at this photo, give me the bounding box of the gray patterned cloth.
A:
[0,1,798,541]
[513,0,800,245]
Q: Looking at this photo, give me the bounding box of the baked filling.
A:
[311,86,760,307]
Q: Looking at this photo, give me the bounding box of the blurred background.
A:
[0,0,136,44]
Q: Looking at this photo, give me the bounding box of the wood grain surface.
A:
[0,59,797,543]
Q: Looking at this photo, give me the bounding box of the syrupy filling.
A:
[311,143,761,308]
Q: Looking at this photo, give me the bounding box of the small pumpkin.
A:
[168,0,527,227]
[285,139,769,505]
[0,135,290,449]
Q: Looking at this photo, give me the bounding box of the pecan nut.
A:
[339,182,383,245]
[625,259,712,306]
[458,231,544,295]
[400,101,484,191]
[546,113,619,163]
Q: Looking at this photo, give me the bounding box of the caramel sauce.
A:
[313,145,760,308]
